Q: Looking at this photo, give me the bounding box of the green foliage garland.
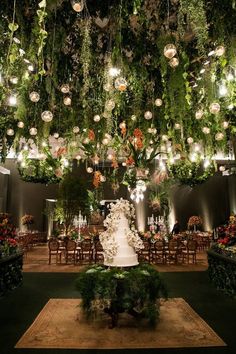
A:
[76,263,168,327]
[168,159,216,187]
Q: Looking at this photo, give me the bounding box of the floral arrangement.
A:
[142,231,163,242]
[21,214,34,225]
[0,217,17,258]
[188,216,203,227]
[99,199,143,262]
[215,215,236,249]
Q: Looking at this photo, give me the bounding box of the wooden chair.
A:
[138,240,151,263]
[48,239,62,264]
[80,239,94,263]
[152,239,165,264]
[65,239,77,264]
[94,241,104,263]
[165,239,179,264]
[182,239,198,264]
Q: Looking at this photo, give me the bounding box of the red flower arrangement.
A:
[0,218,18,258]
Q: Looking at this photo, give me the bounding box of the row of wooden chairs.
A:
[138,239,198,264]
[48,239,104,265]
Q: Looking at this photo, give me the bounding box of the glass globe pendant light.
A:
[164,44,177,59]
[41,111,53,122]
[71,0,84,12]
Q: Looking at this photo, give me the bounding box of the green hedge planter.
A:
[207,248,236,297]
[0,252,23,297]
[76,263,167,328]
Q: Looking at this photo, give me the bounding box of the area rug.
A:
[15,298,226,349]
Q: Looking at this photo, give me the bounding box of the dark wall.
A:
[3,159,58,231]
[169,173,235,231]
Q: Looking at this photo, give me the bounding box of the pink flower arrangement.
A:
[188,216,202,227]
[21,214,34,225]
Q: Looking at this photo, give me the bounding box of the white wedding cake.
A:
[99,199,144,267]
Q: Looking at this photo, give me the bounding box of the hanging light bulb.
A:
[209,102,220,114]
[29,127,37,136]
[155,98,162,106]
[8,94,17,106]
[73,126,80,134]
[41,111,53,122]
[202,127,210,134]
[215,132,224,141]
[195,109,204,120]
[100,175,106,182]
[6,128,14,136]
[71,0,84,12]
[60,84,70,93]
[144,111,152,120]
[63,96,72,106]
[169,57,179,68]
[17,121,24,128]
[187,137,194,144]
[114,77,127,91]
[219,165,225,172]
[29,91,40,102]
[215,45,225,57]
[163,44,177,59]
[86,167,93,173]
[93,114,101,122]
[174,123,181,130]
[108,67,120,77]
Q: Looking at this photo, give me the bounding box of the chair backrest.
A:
[66,239,77,251]
[142,240,150,250]
[48,239,59,251]
[81,239,93,251]
[187,239,197,251]
[168,239,178,250]
[154,239,165,250]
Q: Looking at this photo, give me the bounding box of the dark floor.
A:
[0,271,235,354]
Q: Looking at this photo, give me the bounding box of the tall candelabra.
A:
[74,211,87,239]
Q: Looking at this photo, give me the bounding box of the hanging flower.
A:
[56,146,67,157]
[88,129,95,141]
[93,171,102,188]
[126,156,135,166]
[135,138,143,150]
[133,128,143,138]
[111,157,118,169]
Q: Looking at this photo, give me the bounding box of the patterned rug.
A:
[15,298,226,349]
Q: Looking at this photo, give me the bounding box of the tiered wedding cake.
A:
[99,199,144,267]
